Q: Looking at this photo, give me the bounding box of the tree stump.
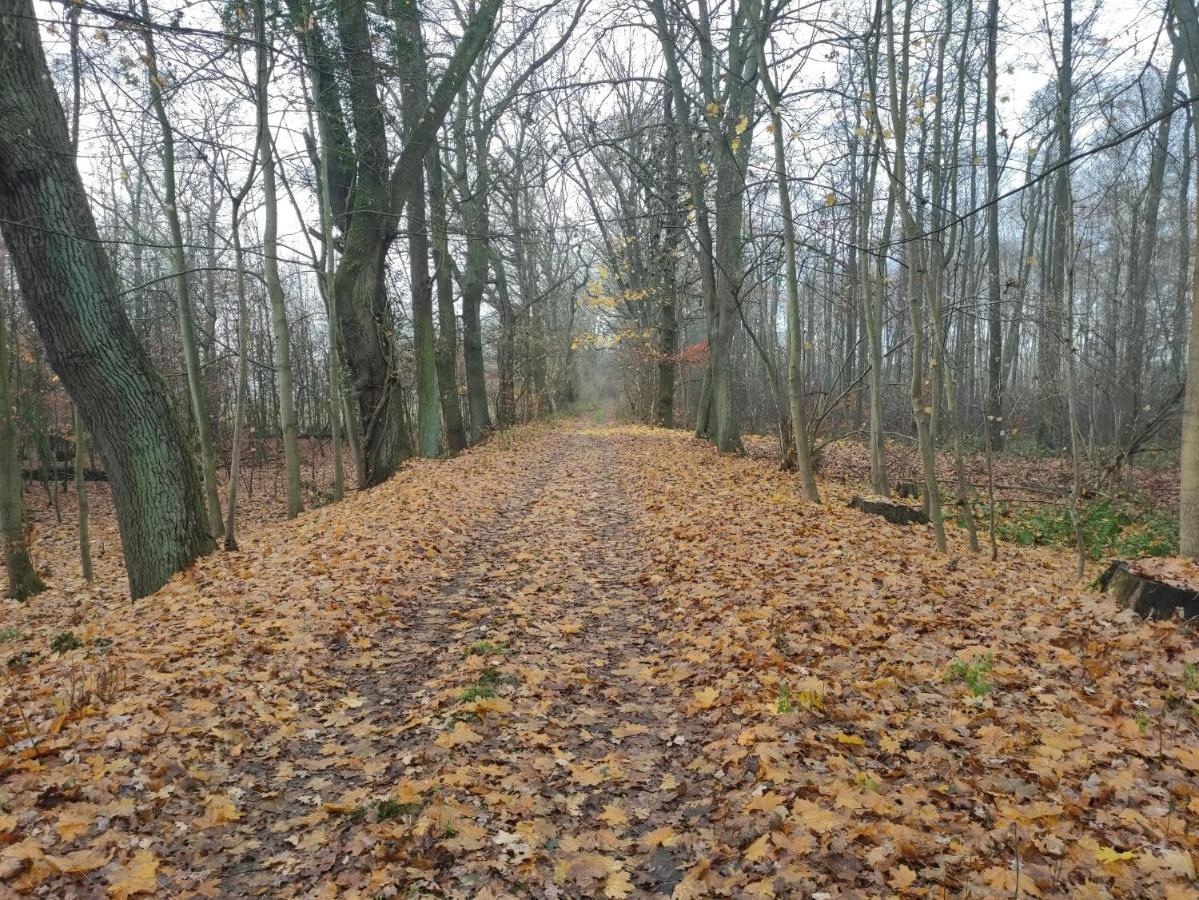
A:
[1097,560,1199,621]
[848,495,929,526]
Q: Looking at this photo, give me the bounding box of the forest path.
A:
[3,423,1198,898]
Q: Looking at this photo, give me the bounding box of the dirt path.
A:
[3,423,1197,899]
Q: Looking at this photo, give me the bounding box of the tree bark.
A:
[0,0,213,597]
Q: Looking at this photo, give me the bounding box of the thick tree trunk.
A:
[0,0,213,597]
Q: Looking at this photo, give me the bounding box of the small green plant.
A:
[6,650,37,670]
[1183,663,1198,693]
[776,684,794,714]
[50,632,83,654]
[945,654,994,697]
[854,771,881,792]
[376,798,422,822]
[458,682,497,703]
[1134,711,1151,734]
[464,641,507,657]
[0,628,25,643]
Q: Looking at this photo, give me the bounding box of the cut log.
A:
[848,495,929,526]
[22,466,108,482]
[1097,560,1199,621]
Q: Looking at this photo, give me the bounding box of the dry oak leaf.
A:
[436,721,483,749]
[690,686,720,711]
[107,849,158,899]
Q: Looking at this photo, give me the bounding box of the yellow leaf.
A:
[639,825,677,849]
[464,696,513,717]
[107,849,158,899]
[201,794,240,827]
[436,720,483,749]
[45,849,109,874]
[55,803,98,841]
[889,864,917,890]
[730,137,742,152]
[743,832,771,862]
[698,162,710,176]
[1096,846,1137,864]
[0,814,16,833]
[706,101,720,117]
[2,837,44,861]
[604,869,634,898]
[339,692,365,708]
[835,732,864,747]
[691,686,720,710]
[824,193,836,207]
[745,791,785,814]
[598,803,628,827]
[794,799,840,833]
[735,115,749,135]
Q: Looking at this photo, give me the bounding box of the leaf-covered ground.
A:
[2,423,1197,897]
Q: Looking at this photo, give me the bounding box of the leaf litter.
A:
[1,422,1197,897]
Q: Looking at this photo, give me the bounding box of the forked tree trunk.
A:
[0,0,213,597]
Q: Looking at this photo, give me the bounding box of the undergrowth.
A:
[989,498,1177,559]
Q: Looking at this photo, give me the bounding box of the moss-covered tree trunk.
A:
[0,0,213,597]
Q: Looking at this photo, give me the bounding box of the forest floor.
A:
[1,422,1198,898]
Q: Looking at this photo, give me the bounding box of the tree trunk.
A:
[0,0,213,597]
[256,0,303,517]
[140,0,223,537]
